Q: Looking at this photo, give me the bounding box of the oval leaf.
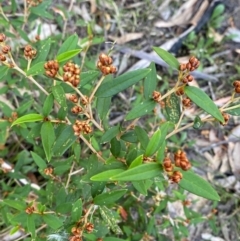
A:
[31,151,47,169]
[184,86,224,122]
[52,125,77,156]
[42,214,63,230]
[96,69,150,98]
[145,129,161,157]
[129,155,143,169]
[32,38,51,64]
[165,94,181,124]
[71,199,82,222]
[93,189,127,205]
[179,171,220,201]
[41,122,55,162]
[153,46,179,70]
[91,169,125,182]
[125,100,155,120]
[144,62,157,99]
[110,163,162,181]
[11,114,43,127]
[52,85,67,110]
[57,34,78,55]
[56,49,82,63]
[42,93,54,116]
[101,125,120,143]
[26,61,45,76]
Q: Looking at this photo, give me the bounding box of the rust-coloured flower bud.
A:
[24,45,32,52]
[99,53,109,65]
[101,66,111,75]
[175,158,181,167]
[71,226,81,235]
[71,106,82,114]
[50,69,57,77]
[107,56,113,65]
[72,124,79,133]
[72,78,80,87]
[53,61,59,70]
[179,63,187,71]
[0,54,6,61]
[187,75,193,82]
[25,206,35,214]
[74,68,80,75]
[170,171,183,183]
[176,87,184,96]
[180,160,191,171]
[45,70,53,77]
[220,112,230,126]
[2,45,11,54]
[85,222,94,233]
[174,150,182,159]
[0,33,6,42]
[186,62,191,71]
[235,86,240,93]
[97,60,103,69]
[182,77,188,84]
[189,56,196,64]
[44,166,54,175]
[233,80,240,87]
[110,65,117,74]
[182,97,191,108]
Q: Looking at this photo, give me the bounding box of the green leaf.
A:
[110,137,121,157]
[26,61,45,76]
[120,131,138,143]
[179,171,220,201]
[156,140,166,163]
[52,125,77,156]
[56,49,82,63]
[57,34,79,56]
[93,189,127,205]
[99,206,123,235]
[80,70,100,87]
[30,2,53,19]
[91,169,125,181]
[2,199,26,211]
[132,180,153,196]
[96,69,150,98]
[31,151,47,169]
[134,126,149,150]
[16,99,33,116]
[42,214,63,230]
[0,65,9,78]
[96,96,111,121]
[184,86,224,122]
[153,47,179,70]
[145,129,161,157]
[71,199,82,222]
[41,122,55,162]
[52,85,67,110]
[32,38,51,64]
[110,163,162,181]
[144,62,157,99]
[193,116,204,129]
[165,94,181,124]
[27,214,36,238]
[11,114,44,127]
[226,104,240,116]
[101,125,120,143]
[42,93,54,116]
[129,155,143,169]
[125,100,155,120]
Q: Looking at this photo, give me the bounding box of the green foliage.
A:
[1,2,237,241]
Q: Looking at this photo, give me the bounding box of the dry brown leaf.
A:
[154,0,198,28]
[190,0,209,26]
[108,33,144,44]
[228,142,240,180]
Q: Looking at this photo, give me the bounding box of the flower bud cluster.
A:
[85,222,94,233]
[25,206,35,214]
[44,60,59,78]
[152,91,161,103]
[69,226,82,241]
[179,56,200,84]
[27,0,42,7]
[169,171,183,183]
[68,94,79,103]
[24,45,37,59]
[97,53,117,75]
[71,106,82,114]
[220,112,230,126]
[0,33,6,42]
[176,87,184,96]
[233,80,240,93]
[63,62,81,87]
[182,97,191,108]
[174,150,191,171]
[73,120,92,135]
[44,166,54,176]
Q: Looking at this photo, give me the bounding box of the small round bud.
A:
[0,33,6,42]
[179,63,187,71]
[2,45,11,54]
